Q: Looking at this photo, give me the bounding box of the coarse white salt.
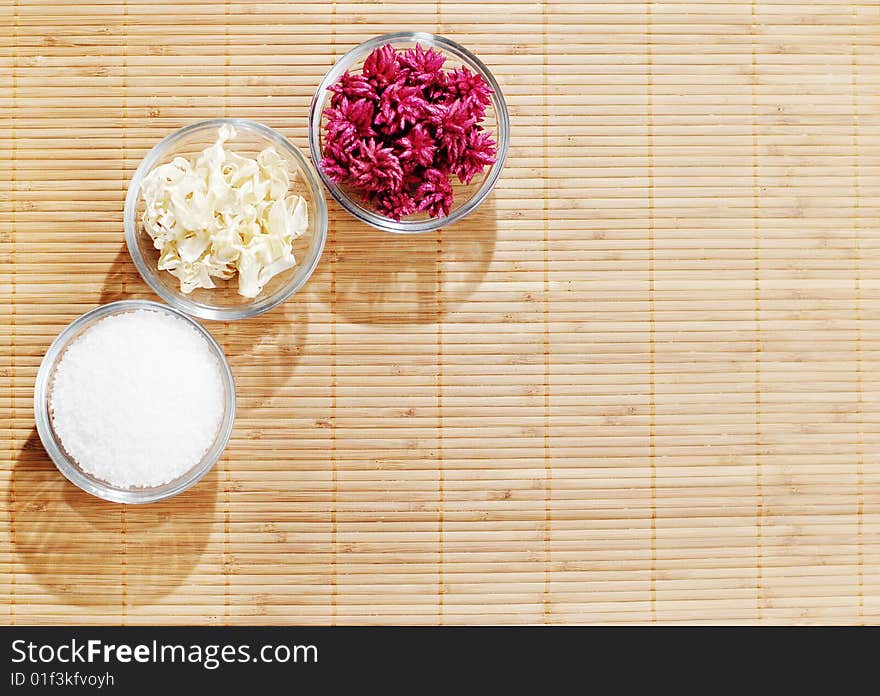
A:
[49,309,225,489]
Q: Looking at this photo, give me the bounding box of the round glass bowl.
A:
[124,118,328,321]
[33,300,236,504]
[309,31,510,233]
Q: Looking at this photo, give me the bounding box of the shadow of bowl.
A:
[10,429,220,610]
[317,195,497,325]
[219,294,311,411]
[99,243,153,305]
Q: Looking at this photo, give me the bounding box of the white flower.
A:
[141,125,308,297]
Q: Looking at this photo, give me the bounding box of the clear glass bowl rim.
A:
[308,31,510,234]
[33,299,237,504]
[124,118,328,321]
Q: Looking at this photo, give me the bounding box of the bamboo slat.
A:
[1,0,879,625]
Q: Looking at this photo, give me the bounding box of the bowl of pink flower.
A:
[309,32,509,233]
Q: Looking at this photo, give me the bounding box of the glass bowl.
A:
[124,119,328,321]
[33,300,236,504]
[309,31,510,233]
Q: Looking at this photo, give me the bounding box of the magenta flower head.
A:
[320,41,498,222]
[328,97,376,138]
[362,44,401,89]
[397,123,436,169]
[452,129,497,184]
[375,190,418,220]
[431,98,475,137]
[415,167,454,218]
[399,44,447,84]
[432,99,475,163]
[329,70,378,106]
[320,151,350,184]
[375,82,431,135]
[348,138,404,193]
[446,66,493,120]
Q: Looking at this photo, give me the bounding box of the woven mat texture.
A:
[1,0,879,624]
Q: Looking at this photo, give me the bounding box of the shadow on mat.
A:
[99,243,152,305]
[316,196,498,325]
[9,428,219,609]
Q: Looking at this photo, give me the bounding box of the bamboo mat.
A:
[1,0,878,625]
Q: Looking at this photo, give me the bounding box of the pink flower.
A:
[375,82,433,135]
[415,167,454,218]
[399,44,446,84]
[319,152,350,183]
[323,125,359,166]
[432,99,475,163]
[375,190,418,220]
[446,66,493,119]
[452,129,497,184]
[403,169,427,192]
[319,42,498,221]
[397,123,436,169]
[329,70,378,106]
[324,97,376,141]
[362,44,401,89]
[423,71,452,103]
[348,138,403,193]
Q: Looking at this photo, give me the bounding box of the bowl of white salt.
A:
[34,300,236,503]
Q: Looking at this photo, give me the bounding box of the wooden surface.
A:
[1,0,879,625]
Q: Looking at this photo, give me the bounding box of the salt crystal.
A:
[49,309,225,489]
